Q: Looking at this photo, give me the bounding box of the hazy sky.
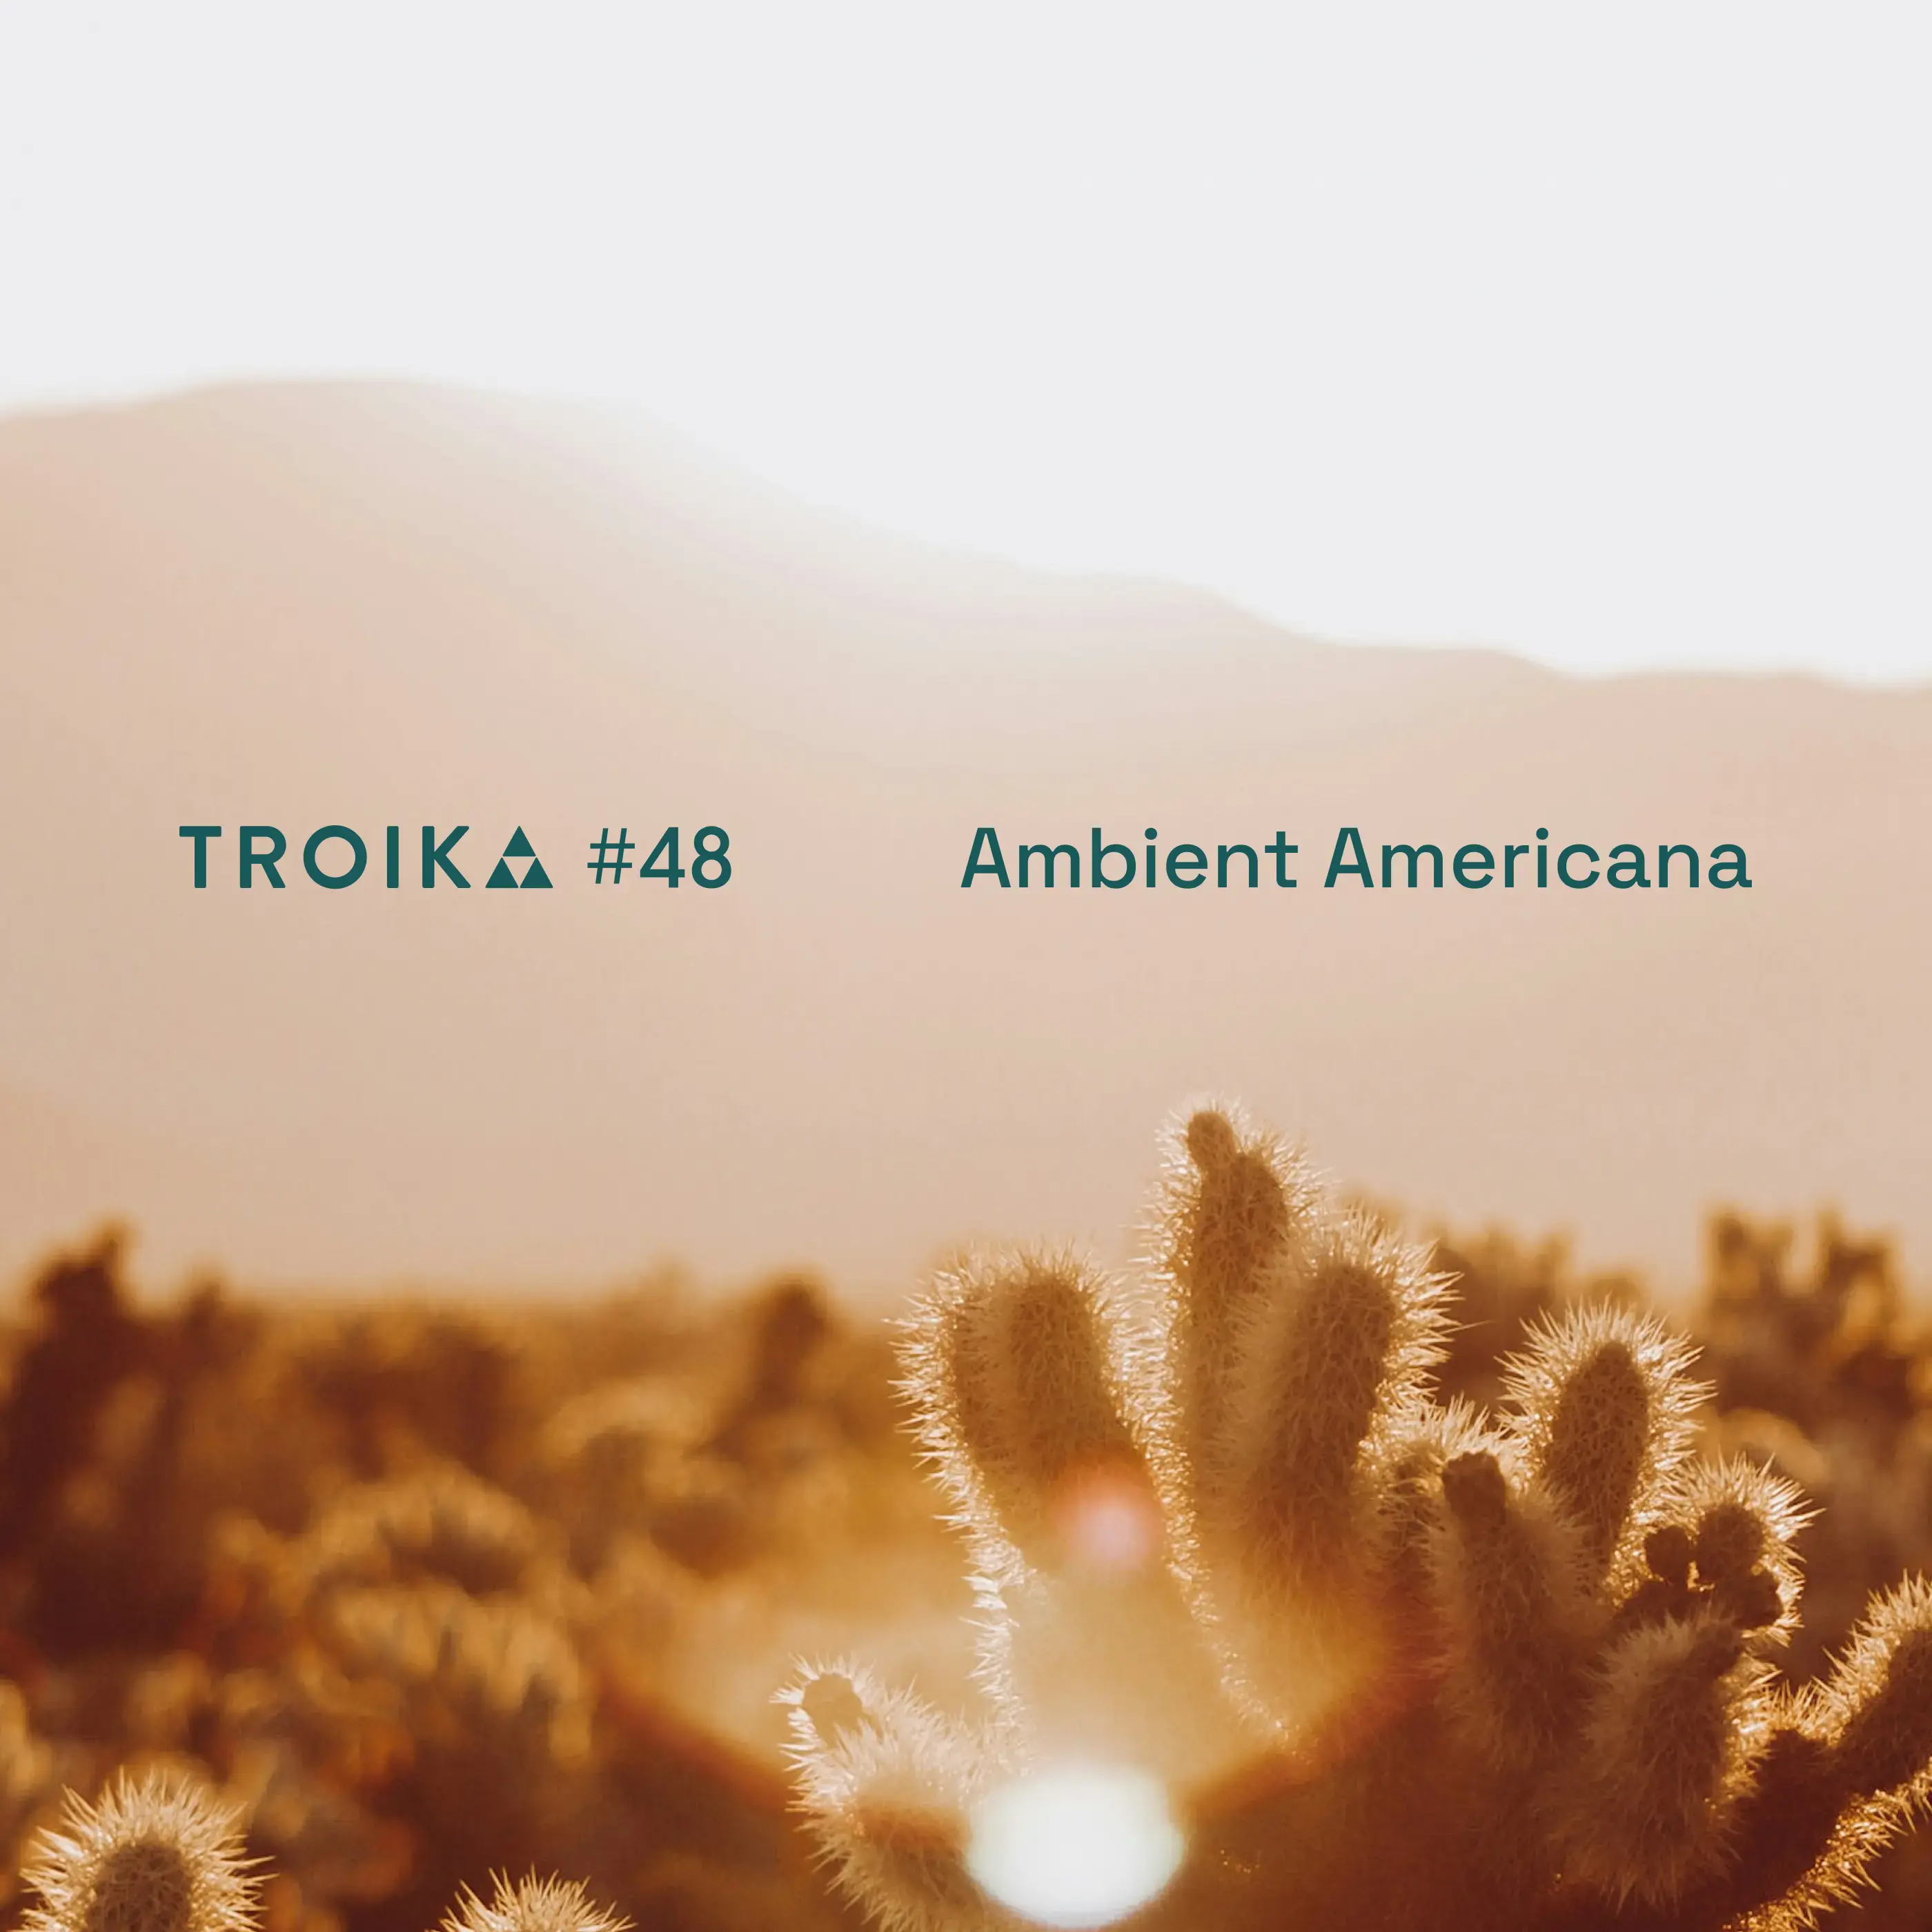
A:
[3,4,1927,680]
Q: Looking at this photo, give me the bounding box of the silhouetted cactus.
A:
[783,1103,1932,1932]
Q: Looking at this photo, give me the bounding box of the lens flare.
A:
[965,1762,1185,1927]
[1051,1463,1163,1577]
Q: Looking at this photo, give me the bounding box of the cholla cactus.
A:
[18,1775,629,1932]
[299,1463,551,1598]
[782,1101,1932,1932]
[20,1771,260,1932]
[438,1873,628,1932]
[780,1662,1003,1932]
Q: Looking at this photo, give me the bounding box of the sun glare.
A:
[1,11,1928,678]
[1052,1463,1164,1577]
[965,1762,1186,1928]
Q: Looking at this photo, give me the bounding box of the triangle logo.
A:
[487,828,551,889]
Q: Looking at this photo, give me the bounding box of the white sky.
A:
[1,3,1927,680]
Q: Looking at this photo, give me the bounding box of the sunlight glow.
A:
[1051,1463,1164,1577]
[965,1762,1186,1927]
[1,5,1929,679]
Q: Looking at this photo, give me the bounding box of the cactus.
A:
[782,1102,1932,1931]
[438,1874,628,1932]
[20,1771,261,1932]
[17,1780,626,1932]
[780,1662,1005,1932]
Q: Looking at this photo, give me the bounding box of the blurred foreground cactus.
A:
[782,1103,1932,1932]
[17,1768,626,1932]
[21,1773,261,1932]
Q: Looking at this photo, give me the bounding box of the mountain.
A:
[2,382,1927,1299]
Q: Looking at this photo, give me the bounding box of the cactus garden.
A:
[4,1105,1932,1932]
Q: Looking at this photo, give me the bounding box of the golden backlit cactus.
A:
[1817,1579,1932,1802]
[1550,1617,1771,1906]
[780,1664,1009,1932]
[1637,1455,1815,1647]
[783,1101,1932,1932]
[1215,1214,1443,1584]
[1187,1205,1449,1731]
[897,1246,1238,1778]
[1731,1576,1932,1929]
[1430,1447,1602,1774]
[438,1874,628,1932]
[1501,1303,1706,1587]
[899,1248,1141,1579]
[1141,1103,1323,1492]
[20,1772,260,1932]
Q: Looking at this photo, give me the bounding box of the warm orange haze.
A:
[1,1104,1931,1932]
[3,382,1930,1300]
[4,9,1928,1924]
[5,386,1932,1928]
